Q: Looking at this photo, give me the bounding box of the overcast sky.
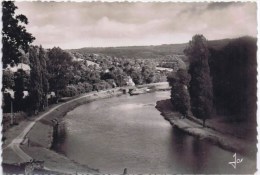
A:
[16,2,257,49]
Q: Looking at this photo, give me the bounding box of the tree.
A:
[129,68,143,85]
[2,1,35,67]
[185,35,213,127]
[167,69,191,118]
[29,46,42,114]
[47,47,73,98]
[209,36,257,121]
[14,69,29,111]
[3,70,14,90]
[39,46,49,108]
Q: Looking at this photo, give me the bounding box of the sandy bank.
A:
[155,99,257,160]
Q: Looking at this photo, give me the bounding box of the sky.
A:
[16,1,257,49]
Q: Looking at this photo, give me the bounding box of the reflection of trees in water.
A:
[170,127,210,173]
[191,138,209,172]
[51,121,67,155]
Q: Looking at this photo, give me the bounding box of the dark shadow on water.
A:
[169,127,211,173]
[51,121,68,155]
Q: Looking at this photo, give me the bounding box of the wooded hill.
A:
[68,37,233,60]
[70,36,257,122]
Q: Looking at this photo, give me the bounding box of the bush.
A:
[93,81,112,91]
[76,83,86,94]
[106,79,117,88]
[82,82,93,92]
[60,85,78,97]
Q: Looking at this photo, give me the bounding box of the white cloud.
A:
[16,2,257,49]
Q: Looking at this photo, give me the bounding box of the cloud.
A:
[16,2,257,49]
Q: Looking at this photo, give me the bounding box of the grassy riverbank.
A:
[3,89,123,174]
[3,82,170,174]
[155,99,257,162]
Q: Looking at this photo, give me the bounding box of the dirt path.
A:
[3,91,99,168]
[156,99,257,160]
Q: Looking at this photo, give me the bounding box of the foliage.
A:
[167,69,191,116]
[93,81,112,91]
[47,47,74,96]
[209,36,257,121]
[28,46,42,112]
[185,35,213,123]
[2,1,35,67]
[2,93,13,113]
[81,82,93,92]
[13,69,29,111]
[60,85,78,97]
[39,46,49,108]
[3,70,14,90]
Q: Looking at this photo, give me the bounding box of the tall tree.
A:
[185,35,213,127]
[13,69,29,111]
[167,69,191,118]
[47,47,73,98]
[29,46,42,114]
[39,46,49,108]
[2,1,35,67]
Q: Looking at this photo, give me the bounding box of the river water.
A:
[54,91,255,174]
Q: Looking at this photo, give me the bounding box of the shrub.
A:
[93,81,112,91]
[76,83,86,94]
[82,82,93,92]
[60,85,78,97]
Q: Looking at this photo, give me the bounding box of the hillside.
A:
[68,37,236,60]
[69,43,188,59]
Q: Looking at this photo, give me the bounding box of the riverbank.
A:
[3,82,170,174]
[155,99,257,161]
[3,88,123,174]
[130,82,171,95]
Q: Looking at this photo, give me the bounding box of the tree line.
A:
[2,1,165,115]
[167,35,257,124]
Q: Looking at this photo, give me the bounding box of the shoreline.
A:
[3,88,124,174]
[155,99,257,160]
[3,82,170,174]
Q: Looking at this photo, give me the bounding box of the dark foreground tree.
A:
[185,35,213,127]
[209,36,257,121]
[2,1,35,67]
[167,69,191,118]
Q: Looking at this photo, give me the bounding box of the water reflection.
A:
[53,91,255,174]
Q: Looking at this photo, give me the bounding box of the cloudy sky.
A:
[16,1,257,49]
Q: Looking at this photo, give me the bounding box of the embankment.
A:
[155,99,256,159]
[18,89,123,174]
[4,82,170,174]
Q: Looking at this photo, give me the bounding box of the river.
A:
[54,91,255,174]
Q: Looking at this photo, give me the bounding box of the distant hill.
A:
[68,43,188,59]
[68,37,243,60]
